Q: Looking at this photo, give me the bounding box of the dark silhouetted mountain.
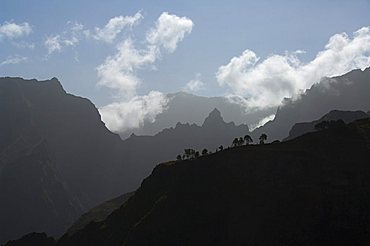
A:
[0,77,133,243]
[285,110,369,140]
[66,192,134,238]
[3,233,56,246]
[0,140,79,244]
[121,91,274,139]
[58,118,370,246]
[252,68,370,141]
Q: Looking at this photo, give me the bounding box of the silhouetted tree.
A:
[238,137,244,146]
[232,138,239,147]
[195,151,200,158]
[202,149,208,156]
[244,135,253,145]
[219,145,224,151]
[259,133,267,144]
[176,155,182,161]
[184,149,196,159]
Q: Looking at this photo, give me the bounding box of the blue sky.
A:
[1,0,370,132]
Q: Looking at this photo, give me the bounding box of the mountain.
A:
[58,118,370,246]
[285,110,369,140]
[120,91,274,139]
[252,68,370,141]
[0,140,79,244]
[3,233,56,246]
[0,77,251,243]
[65,192,135,238]
[3,67,370,243]
[0,77,131,243]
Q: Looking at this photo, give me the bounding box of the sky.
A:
[1,0,370,132]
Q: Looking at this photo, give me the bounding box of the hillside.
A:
[58,119,370,246]
[65,192,135,237]
[0,141,79,244]
[285,110,369,140]
[252,68,370,141]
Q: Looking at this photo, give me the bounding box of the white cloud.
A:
[249,114,275,131]
[97,38,157,98]
[93,12,143,43]
[0,55,27,66]
[97,12,193,133]
[45,35,62,54]
[99,91,168,133]
[44,22,84,55]
[216,26,370,110]
[0,21,32,39]
[147,12,193,52]
[183,74,204,92]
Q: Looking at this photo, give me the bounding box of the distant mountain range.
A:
[119,91,275,139]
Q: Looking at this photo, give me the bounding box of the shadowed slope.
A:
[59,119,370,246]
[285,110,369,140]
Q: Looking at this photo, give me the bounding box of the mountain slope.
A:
[65,192,135,237]
[4,233,56,246]
[285,110,369,140]
[0,77,130,243]
[59,119,370,246]
[252,68,370,141]
[0,141,79,244]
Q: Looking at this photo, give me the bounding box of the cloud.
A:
[147,12,194,52]
[97,38,157,98]
[97,12,193,98]
[0,55,27,66]
[216,26,370,110]
[93,12,143,43]
[44,22,84,55]
[183,74,204,92]
[45,35,62,54]
[0,21,32,39]
[98,12,193,133]
[249,114,275,131]
[99,91,168,133]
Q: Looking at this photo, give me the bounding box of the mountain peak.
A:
[202,108,224,127]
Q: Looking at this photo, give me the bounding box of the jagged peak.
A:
[202,108,225,127]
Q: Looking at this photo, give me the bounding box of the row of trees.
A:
[177,148,206,160]
[176,133,268,161]
[232,134,267,146]
[314,119,346,130]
